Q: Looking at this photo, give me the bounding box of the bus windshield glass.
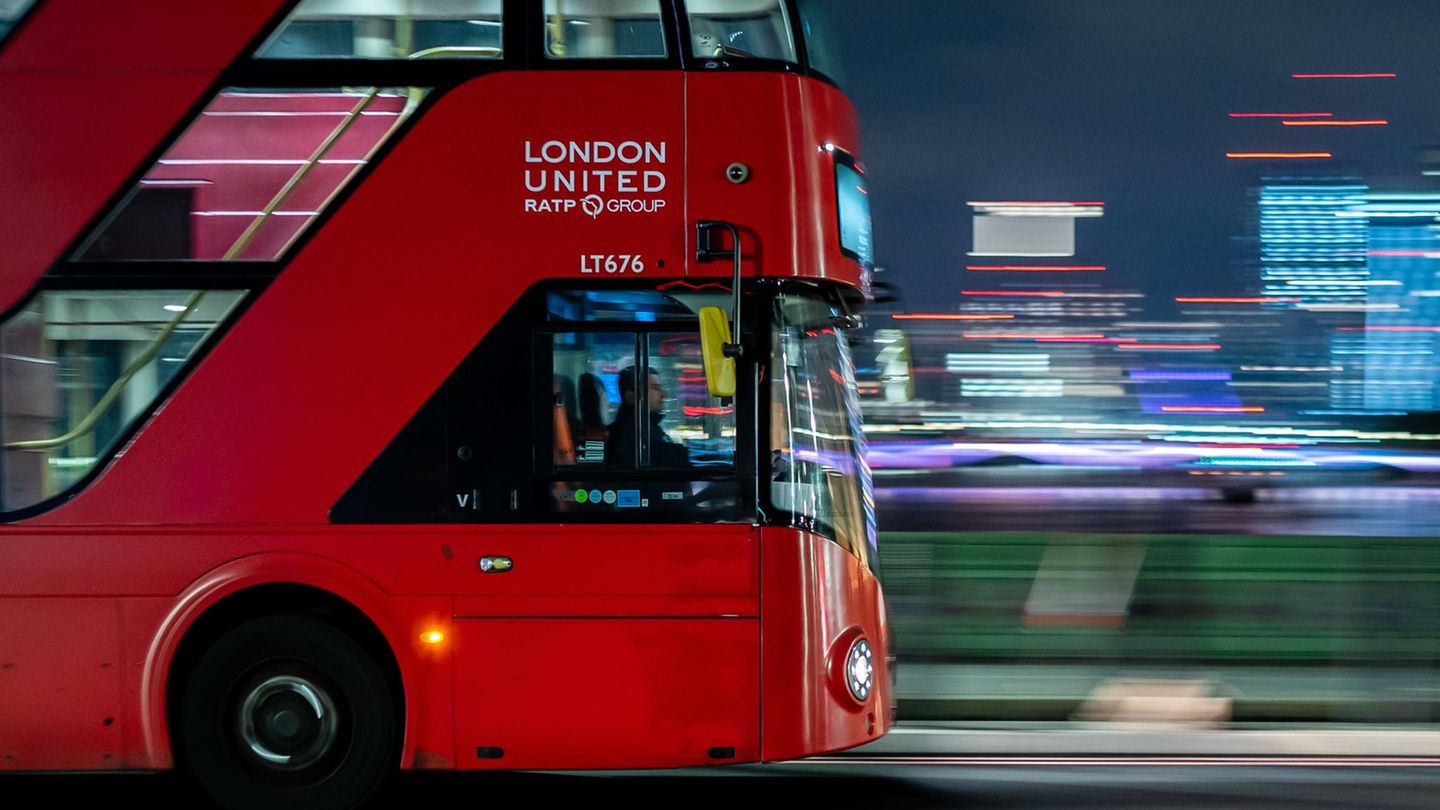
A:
[0,0,35,42]
[770,288,877,569]
[795,0,846,86]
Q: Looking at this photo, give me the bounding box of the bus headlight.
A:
[846,638,874,702]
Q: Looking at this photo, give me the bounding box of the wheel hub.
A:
[238,675,339,770]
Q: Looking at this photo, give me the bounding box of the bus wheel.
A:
[178,615,398,810]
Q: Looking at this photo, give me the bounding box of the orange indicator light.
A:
[421,630,446,645]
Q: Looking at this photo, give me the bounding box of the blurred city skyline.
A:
[832,0,1440,312]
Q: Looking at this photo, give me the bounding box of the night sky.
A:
[827,0,1440,314]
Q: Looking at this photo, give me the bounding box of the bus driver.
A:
[610,366,689,467]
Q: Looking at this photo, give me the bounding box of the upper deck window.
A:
[74,87,423,263]
[0,0,35,42]
[687,0,796,63]
[795,0,846,86]
[257,0,503,59]
[543,0,667,59]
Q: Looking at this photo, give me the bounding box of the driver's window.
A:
[550,331,735,470]
[645,333,736,468]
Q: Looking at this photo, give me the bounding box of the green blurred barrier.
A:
[881,532,1440,720]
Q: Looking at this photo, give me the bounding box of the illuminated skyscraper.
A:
[1355,194,1440,412]
[1256,182,1370,308]
[1245,181,1372,413]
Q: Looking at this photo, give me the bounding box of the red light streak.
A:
[1229,112,1332,118]
[1226,152,1332,159]
[962,290,1068,297]
[1162,406,1265,413]
[1035,337,1139,344]
[966,265,1107,272]
[1175,296,1302,303]
[682,406,734,417]
[1292,72,1397,79]
[892,313,1015,321]
[1368,250,1439,257]
[1282,119,1388,127]
[1116,344,1222,351]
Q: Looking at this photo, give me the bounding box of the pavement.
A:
[852,721,1440,758]
[892,661,1440,723]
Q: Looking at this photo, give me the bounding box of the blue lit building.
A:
[1356,194,1440,412]
[1257,183,1370,308]
[1247,181,1371,414]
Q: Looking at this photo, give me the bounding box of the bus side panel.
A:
[759,528,891,761]
[447,525,758,616]
[685,73,864,289]
[0,537,460,773]
[0,598,122,770]
[36,71,687,527]
[452,618,758,769]
[0,0,289,315]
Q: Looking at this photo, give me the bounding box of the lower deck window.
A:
[0,290,244,512]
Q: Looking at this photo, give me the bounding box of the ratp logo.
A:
[581,194,604,219]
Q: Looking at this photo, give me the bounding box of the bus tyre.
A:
[178,615,398,810]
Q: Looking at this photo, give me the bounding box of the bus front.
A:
[682,1,893,758]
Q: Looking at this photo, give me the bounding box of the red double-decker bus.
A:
[0,1,888,807]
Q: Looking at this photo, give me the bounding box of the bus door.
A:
[440,288,760,769]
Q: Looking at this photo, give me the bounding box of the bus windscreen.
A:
[836,157,873,268]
